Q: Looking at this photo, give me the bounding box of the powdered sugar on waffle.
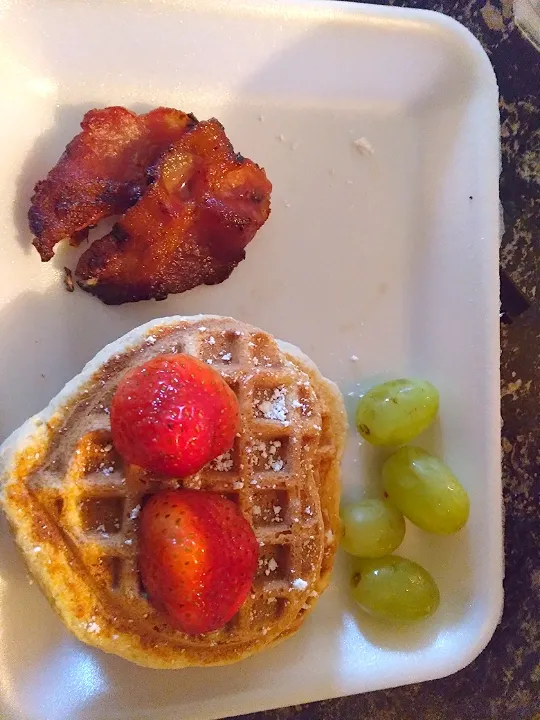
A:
[247,439,283,471]
[211,451,234,472]
[257,387,288,423]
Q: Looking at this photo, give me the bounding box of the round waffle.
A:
[0,315,346,668]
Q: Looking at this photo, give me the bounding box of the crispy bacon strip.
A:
[76,119,272,305]
[29,107,197,261]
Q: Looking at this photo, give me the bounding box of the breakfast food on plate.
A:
[350,555,440,622]
[355,378,439,446]
[382,447,470,534]
[340,499,405,558]
[0,315,346,667]
[29,108,272,305]
[110,354,241,477]
[30,107,197,261]
[345,377,468,623]
[139,489,259,635]
[76,120,272,304]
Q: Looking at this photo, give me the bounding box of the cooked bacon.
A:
[75,119,272,305]
[29,107,197,261]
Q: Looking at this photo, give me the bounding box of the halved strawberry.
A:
[139,489,258,634]
[110,354,239,477]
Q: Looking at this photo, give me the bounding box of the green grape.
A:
[350,555,440,622]
[341,499,406,558]
[355,378,439,446]
[382,446,470,534]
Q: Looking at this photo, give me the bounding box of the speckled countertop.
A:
[232,2,540,719]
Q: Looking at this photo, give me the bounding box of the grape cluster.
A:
[342,379,470,622]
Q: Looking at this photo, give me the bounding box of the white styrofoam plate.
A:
[0,1,502,718]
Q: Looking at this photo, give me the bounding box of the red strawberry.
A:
[139,489,258,634]
[110,354,239,477]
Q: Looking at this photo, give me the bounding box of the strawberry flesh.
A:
[139,489,258,634]
[110,353,240,477]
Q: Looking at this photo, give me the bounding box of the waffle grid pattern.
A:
[28,318,337,648]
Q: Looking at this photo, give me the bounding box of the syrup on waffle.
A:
[0,316,346,667]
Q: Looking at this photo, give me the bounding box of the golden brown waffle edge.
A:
[0,315,347,668]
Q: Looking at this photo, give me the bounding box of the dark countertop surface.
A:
[233,2,540,719]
